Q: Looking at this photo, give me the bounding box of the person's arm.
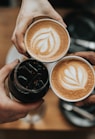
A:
[11,0,66,54]
[0,59,43,123]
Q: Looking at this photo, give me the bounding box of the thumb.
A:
[48,9,67,27]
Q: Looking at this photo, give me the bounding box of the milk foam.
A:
[30,27,60,58]
[60,65,88,90]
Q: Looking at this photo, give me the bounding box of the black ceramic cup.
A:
[8,59,49,103]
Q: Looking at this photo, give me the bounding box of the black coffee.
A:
[8,59,49,103]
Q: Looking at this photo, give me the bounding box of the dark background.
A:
[0,129,94,139]
[0,0,95,9]
[0,0,95,139]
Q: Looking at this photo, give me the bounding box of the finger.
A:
[48,9,67,27]
[76,95,95,106]
[12,28,26,54]
[0,59,19,83]
[1,113,26,123]
[74,51,91,58]
[13,113,27,121]
[44,0,67,27]
[6,99,44,114]
[12,17,33,54]
[74,51,95,65]
[9,113,27,121]
[11,29,22,53]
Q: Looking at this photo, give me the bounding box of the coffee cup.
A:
[50,56,95,102]
[8,59,49,103]
[24,18,70,63]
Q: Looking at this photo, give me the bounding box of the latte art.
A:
[25,19,70,62]
[60,65,88,90]
[51,56,95,102]
[31,27,60,58]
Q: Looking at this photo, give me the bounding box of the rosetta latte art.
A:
[60,65,88,90]
[30,28,60,58]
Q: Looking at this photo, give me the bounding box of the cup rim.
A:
[24,18,70,63]
[50,55,95,102]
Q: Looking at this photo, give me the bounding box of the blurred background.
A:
[0,0,95,8]
[0,0,21,7]
[0,0,95,139]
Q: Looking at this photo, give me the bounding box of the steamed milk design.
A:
[25,18,70,62]
[30,27,60,59]
[60,63,88,90]
[50,56,95,102]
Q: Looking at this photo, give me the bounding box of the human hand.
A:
[11,0,66,55]
[73,51,95,65]
[0,60,43,123]
[73,51,95,106]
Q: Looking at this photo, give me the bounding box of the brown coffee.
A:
[50,56,95,102]
[24,18,70,62]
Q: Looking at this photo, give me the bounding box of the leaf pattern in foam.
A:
[60,65,88,90]
[31,27,60,57]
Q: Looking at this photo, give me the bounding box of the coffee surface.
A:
[51,58,94,101]
[25,19,69,62]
